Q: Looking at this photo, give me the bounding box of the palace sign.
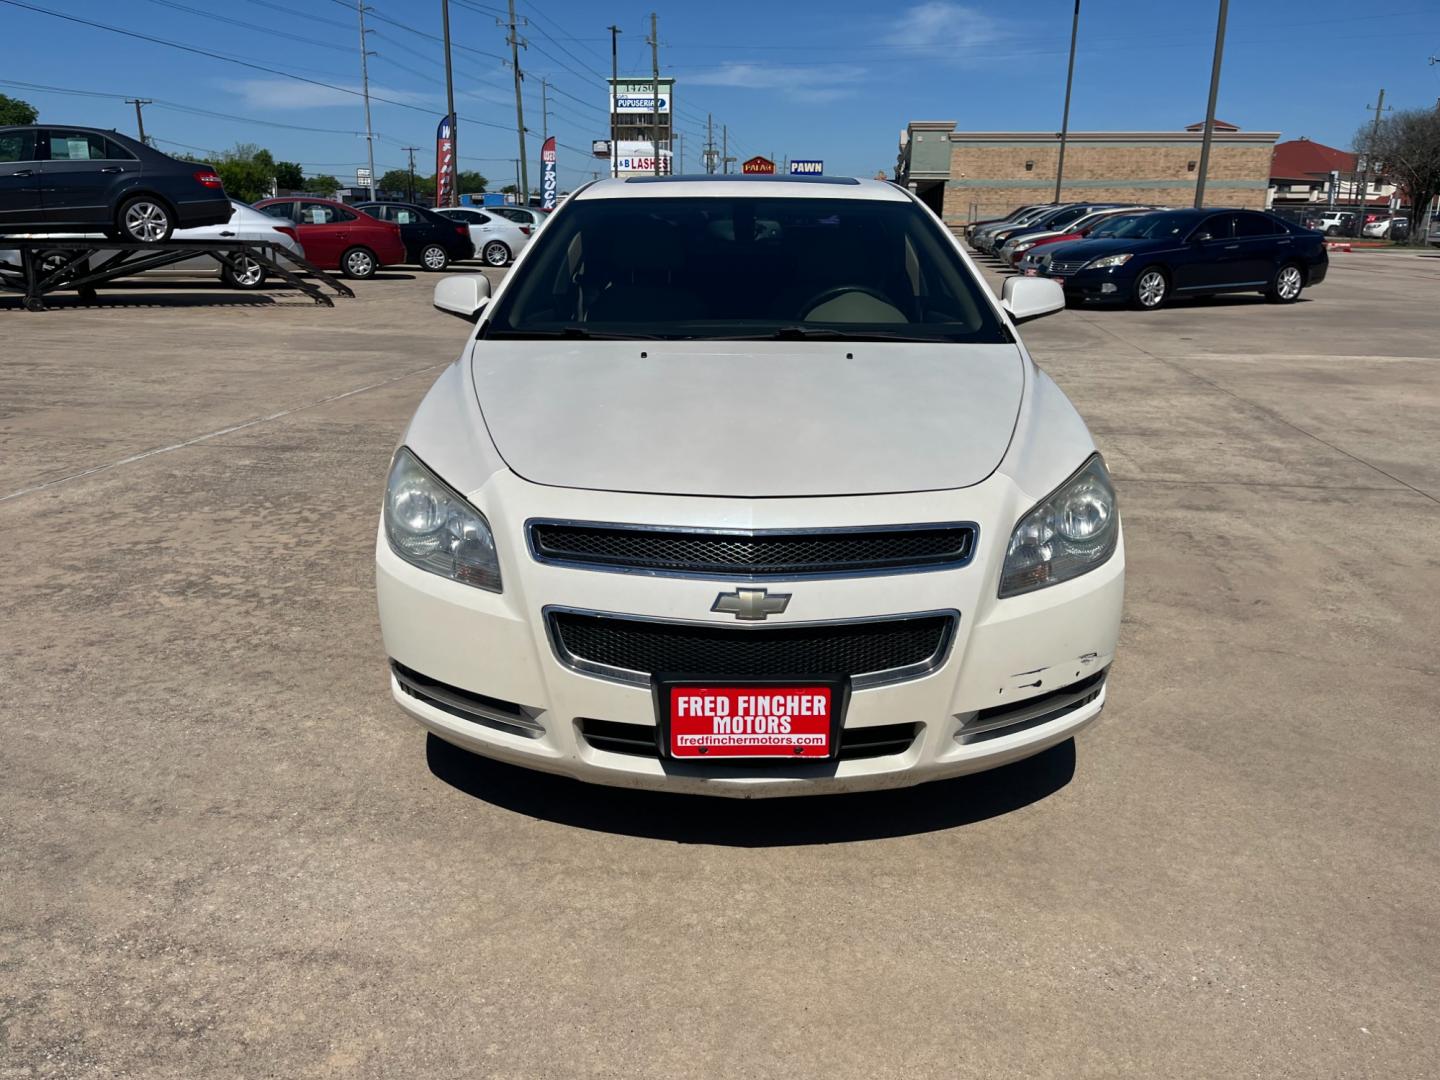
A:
[742,156,775,175]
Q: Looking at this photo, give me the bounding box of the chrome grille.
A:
[1047,258,1088,276]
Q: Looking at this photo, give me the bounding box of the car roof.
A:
[574,175,909,202]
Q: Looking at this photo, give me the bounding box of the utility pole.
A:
[1357,89,1390,222]
[677,132,684,174]
[355,1,376,200]
[513,159,521,200]
[402,146,419,202]
[540,78,550,142]
[124,99,151,145]
[607,25,621,179]
[1193,0,1229,209]
[722,124,734,174]
[440,0,458,205]
[647,12,661,176]
[503,0,529,204]
[706,113,714,174]
[1053,0,1079,203]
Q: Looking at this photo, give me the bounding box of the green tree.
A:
[500,184,517,195]
[456,170,487,194]
[303,174,341,195]
[1355,107,1440,246]
[0,93,38,125]
[379,168,415,197]
[274,161,305,190]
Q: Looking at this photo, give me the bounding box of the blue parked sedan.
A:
[1038,208,1328,309]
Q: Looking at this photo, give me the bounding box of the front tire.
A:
[483,240,511,267]
[1130,267,1169,310]
[1266,262,1303,304]
[116,196,174,243]
[221,256,267,290]
[420,243,449,272]
[341,246,378,279]
[1325,225,1340,236]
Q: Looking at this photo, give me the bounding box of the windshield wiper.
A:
[484,326,661,340]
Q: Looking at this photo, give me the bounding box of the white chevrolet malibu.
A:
[375,176,1123,797]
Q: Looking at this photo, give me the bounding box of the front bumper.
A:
[376,470,1124,797]
[1046,266,1132,303]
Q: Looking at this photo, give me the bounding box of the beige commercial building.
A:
[897,120,1279,227]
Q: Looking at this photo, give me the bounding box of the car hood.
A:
[470,341,1025,497]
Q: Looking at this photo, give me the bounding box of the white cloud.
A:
[223,79,434,111]
[687,63,867,104]
[883,2,1005,58]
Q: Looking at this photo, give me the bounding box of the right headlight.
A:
[999,455,1118,598]
[383,447,502,592]
[1083,252,1133,270]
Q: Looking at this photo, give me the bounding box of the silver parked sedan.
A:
[0,200,306,290]
[432,207,531,266]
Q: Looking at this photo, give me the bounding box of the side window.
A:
[259,202,296,222]
[0,130,38,162]
[103,138,137,161]
[393,208,423,224]
[300,202,353,224]
[472,212,492,224]
[46,131,110,161]
[365,205,391,221]
[1193,215,1233,241]
[1235,213,1279,238]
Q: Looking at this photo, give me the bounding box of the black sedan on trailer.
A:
[0,125,230,242]
[1038,208,1327,309]
[355,202,475,271]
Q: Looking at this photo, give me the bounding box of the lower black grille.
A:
[578,717,922,761]
[390,660,544,738]
[549,610,955,688]
[529,520,975,578]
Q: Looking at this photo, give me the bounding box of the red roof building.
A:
[1269,137,1395,209]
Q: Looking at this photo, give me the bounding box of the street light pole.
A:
[607,25,621,179]
[1193,0,1229,209]
[1053,0,1079,203]
[355,1,376,200]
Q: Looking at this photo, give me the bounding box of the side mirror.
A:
[433,274,491,321]
[1000,275,1065,324]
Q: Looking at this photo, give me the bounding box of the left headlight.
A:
[1084,252,1133,270]
[999,455,1118,598]
[383,447,502,592]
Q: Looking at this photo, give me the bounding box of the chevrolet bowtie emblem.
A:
[712,587,791,621]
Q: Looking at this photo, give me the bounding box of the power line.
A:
[138,0,352,53]
[0,1,516,134]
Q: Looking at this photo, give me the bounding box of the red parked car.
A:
[253,197,405,278]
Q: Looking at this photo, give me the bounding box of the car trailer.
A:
[0,238,354,312]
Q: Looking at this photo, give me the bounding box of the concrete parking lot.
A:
[3,252,1438,1078]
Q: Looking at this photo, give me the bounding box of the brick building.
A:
[897,120,1279,227]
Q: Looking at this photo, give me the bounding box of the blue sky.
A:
[2,0,1439,188]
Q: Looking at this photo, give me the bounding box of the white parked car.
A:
[0,200,305,289]
[432,206,531,266]
[488,205,550,229]
[376,176,1124,797]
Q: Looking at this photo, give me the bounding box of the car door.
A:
[1231,212,1285,287]
[1172,214,1234,293]
[295,201,352,265]
[38,130,139,225]
[0,128,42,229]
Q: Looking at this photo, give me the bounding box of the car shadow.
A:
[0,291,320,311]
[425,733,1076,845]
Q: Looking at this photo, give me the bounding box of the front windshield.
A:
[484,195,1009,343]
[1121,211,1203,239]
[1088,213,1153,238]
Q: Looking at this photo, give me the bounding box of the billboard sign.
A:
[789,159,823,175]
[540,136,557,210]
[609,80,673,115]
[591,139,611,158]
[742,156,775,175]
[356,167,371,189]
[435,114,455,207]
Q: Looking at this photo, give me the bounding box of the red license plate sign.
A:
[668,686,833,758]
